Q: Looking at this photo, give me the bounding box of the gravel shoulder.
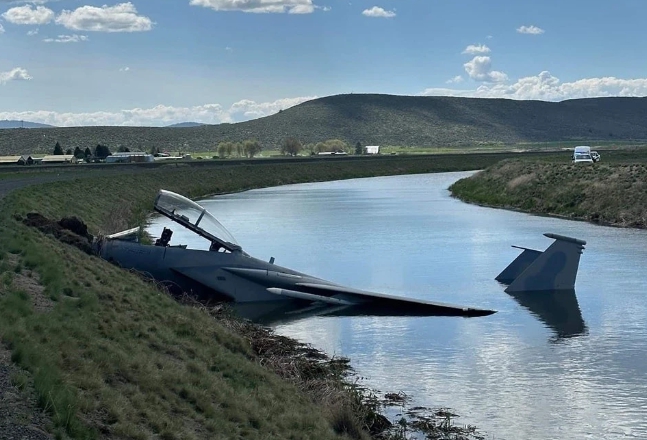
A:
[1,172,85,440]
[0,347,53,440]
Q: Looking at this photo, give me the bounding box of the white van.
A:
[572,146,593,163]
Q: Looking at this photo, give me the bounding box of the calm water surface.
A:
[149,172,647,440]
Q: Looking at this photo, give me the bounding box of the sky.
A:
[2,0,647,126]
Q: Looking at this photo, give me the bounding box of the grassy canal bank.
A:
[0,153,541,439]
[449,154,647,229]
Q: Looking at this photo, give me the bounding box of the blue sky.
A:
[1,0,647,126]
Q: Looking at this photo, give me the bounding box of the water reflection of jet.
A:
[234,300,476,327]
[506,289,588,340]
[496,233,588,340]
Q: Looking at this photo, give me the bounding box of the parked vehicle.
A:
[572,146,594,163]
[591,151,601,162]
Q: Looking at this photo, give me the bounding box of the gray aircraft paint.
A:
[496,233,586,293]
[95,189,496,317]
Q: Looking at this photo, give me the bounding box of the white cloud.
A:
[362,6,395,18]
[1,5,54,25]
[0,96,318,126]
[517,25,544,35]
[446,75,464,84]
[462,44,490,55]
[0,0,55,3]
[55,2,153,32]
[224,46,232,52]
[0,24,4,34]
[27,28,39,36]
[189,0,316,14]
[119,66,130,71]
[421,71,647,101]
[43,33,88,43]
[229,96,317,119]
[463,56,508,83]
[0,67,32,84]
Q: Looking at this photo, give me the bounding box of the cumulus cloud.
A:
[463,56,508,83]
[0,96,318,127]
[119,66,130,71]
[27,28,39,36]
[0,67,32,84]
[362,6,395,18]
[0,0,55,3]
[189,0,316,14]
[0,24,4,34]
[43,34,88,43]
[462,44,490,55]
[229,96,317,119]
[446,75,463,84]
[1,4,54,24]
[420,71,647,101]
[55,2,153,32]
[517,25,544,35]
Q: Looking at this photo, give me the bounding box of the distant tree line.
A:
[52,141,112,160]
[48,137,367,160]
[216,139,263,159]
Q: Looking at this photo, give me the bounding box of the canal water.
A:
[148,171,647,440]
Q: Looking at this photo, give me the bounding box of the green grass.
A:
[449,156,647,228]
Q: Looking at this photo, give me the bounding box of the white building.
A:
[105,152,154,163]
[364,145,380,155]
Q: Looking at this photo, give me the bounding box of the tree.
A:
[355,141,362,155]
[65,148,73,155]
[242,139,262,158]
[117,145,130,153]
[217,141,231,158]
[84,147,92,158]
[150,146,160,156]
[73,147,84,159]
[95,144,112,159]
[53,141,64,155]
[281,137,302,156]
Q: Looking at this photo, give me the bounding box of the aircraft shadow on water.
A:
[93,189,497,321]
[496,233,589,340]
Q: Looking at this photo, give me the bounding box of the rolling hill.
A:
[2,94,647,154]
[0,120,55,129]
[165,122,205,128]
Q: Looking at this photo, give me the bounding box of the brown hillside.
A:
[2,94,647,154]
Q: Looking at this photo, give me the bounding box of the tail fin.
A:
[502,233,586,293]
[495,246,542,285]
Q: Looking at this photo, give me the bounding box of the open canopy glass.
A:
[154,189,240,248]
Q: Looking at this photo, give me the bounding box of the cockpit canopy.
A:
[154,189,241,252]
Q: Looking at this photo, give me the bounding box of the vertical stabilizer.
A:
[504,233,586,293]
[495,246,542,285]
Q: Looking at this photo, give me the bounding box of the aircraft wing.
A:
[289,282,496,317]
[175,266,497,317]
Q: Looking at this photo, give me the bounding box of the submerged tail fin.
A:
[502,233,586,293]
[495,246,542,285]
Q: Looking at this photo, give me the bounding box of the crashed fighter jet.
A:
[93,189,496,317]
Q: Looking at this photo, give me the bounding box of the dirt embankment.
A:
[449,160,647,228]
